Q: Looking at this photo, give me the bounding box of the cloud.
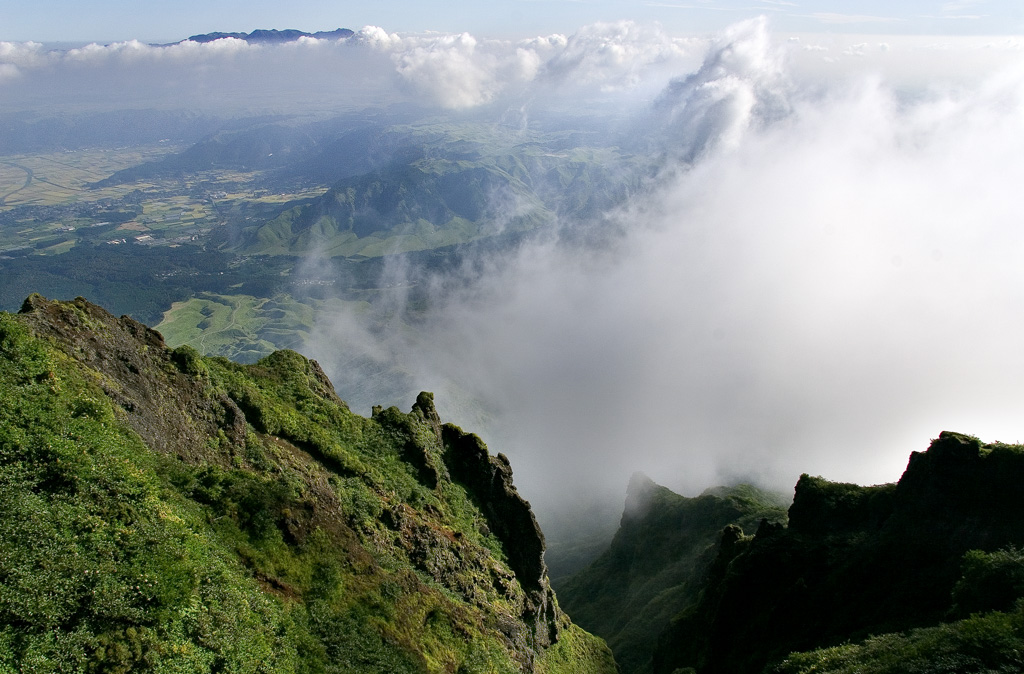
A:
[388,32,541,109]
[0,23,702,114]
[538,21,699,92]
[7,17,1024,519]
[649,17,788,160]
[304,22,1024,521]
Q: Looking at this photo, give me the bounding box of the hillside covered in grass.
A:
[0,294,616,674]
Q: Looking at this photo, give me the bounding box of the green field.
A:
[156,292,371,362]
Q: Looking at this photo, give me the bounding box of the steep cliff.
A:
[558,475,788,674]
[655,431,1024,674]
[0,295,616,674]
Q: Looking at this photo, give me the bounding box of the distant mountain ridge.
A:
[182,28,354,44]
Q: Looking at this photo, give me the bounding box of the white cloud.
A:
[304,22,1024,517]
[539,21,698,91]
[0,23,702,114]
[650,17,788,160]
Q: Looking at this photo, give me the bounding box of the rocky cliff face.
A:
[558,474,788,674]
[0,295,615,674]
[442,422,559,648]
[655,431,1024,674]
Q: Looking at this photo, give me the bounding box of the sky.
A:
[1,0,1023,43]
[3,2,1024,520]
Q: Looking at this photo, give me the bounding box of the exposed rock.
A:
[622,471,659,519]
[442,423,559,649]
[18,294,247,465]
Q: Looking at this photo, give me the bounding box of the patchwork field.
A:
[0,144,180,208]
[0,145,328,256]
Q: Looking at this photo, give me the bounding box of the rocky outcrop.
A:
[441,423,559,649]
[655,431,1024,674]
[560,476,787,674]
[18,294,248,465]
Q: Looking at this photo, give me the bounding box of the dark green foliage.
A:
[170,344,207,377]
[951,547,1024,617]
[0,245,294,325]
[786,476,895,536]
[655,431,1024,674]
[558,474,788,674]
[774,602,1024,674]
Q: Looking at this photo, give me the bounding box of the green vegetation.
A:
[239,124,639,259]
[775,547,1024,674]
[774,604,1024,674]
[0,296,616,674]
[1,115,646,379]
[156,293,334,362]
[0,311,302,672]
[0,244,298,326]
[952,546,1024,616]
[654,432,1024,674]
[558,475,788,674]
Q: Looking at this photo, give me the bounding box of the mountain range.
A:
[181,28,355,45]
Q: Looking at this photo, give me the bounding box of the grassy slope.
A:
[0,299,615,673]
[241,123,639,259]
[155,293,326,362]
[558,476,788,674]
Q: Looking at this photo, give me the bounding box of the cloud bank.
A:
[0,23,703,114]
[301,19,1024,518]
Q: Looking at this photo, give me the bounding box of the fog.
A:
[5,18,1024,520]
[304,20,1024,515]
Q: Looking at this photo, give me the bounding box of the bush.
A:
[952,547,1024,617]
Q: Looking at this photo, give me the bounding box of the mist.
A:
[302,19,1024,519]
[5,18,1024,520]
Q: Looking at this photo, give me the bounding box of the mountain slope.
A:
[655,432,1024,674]
[240,133,639,258]
[0,294,616,673]
[558,475,788,674]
